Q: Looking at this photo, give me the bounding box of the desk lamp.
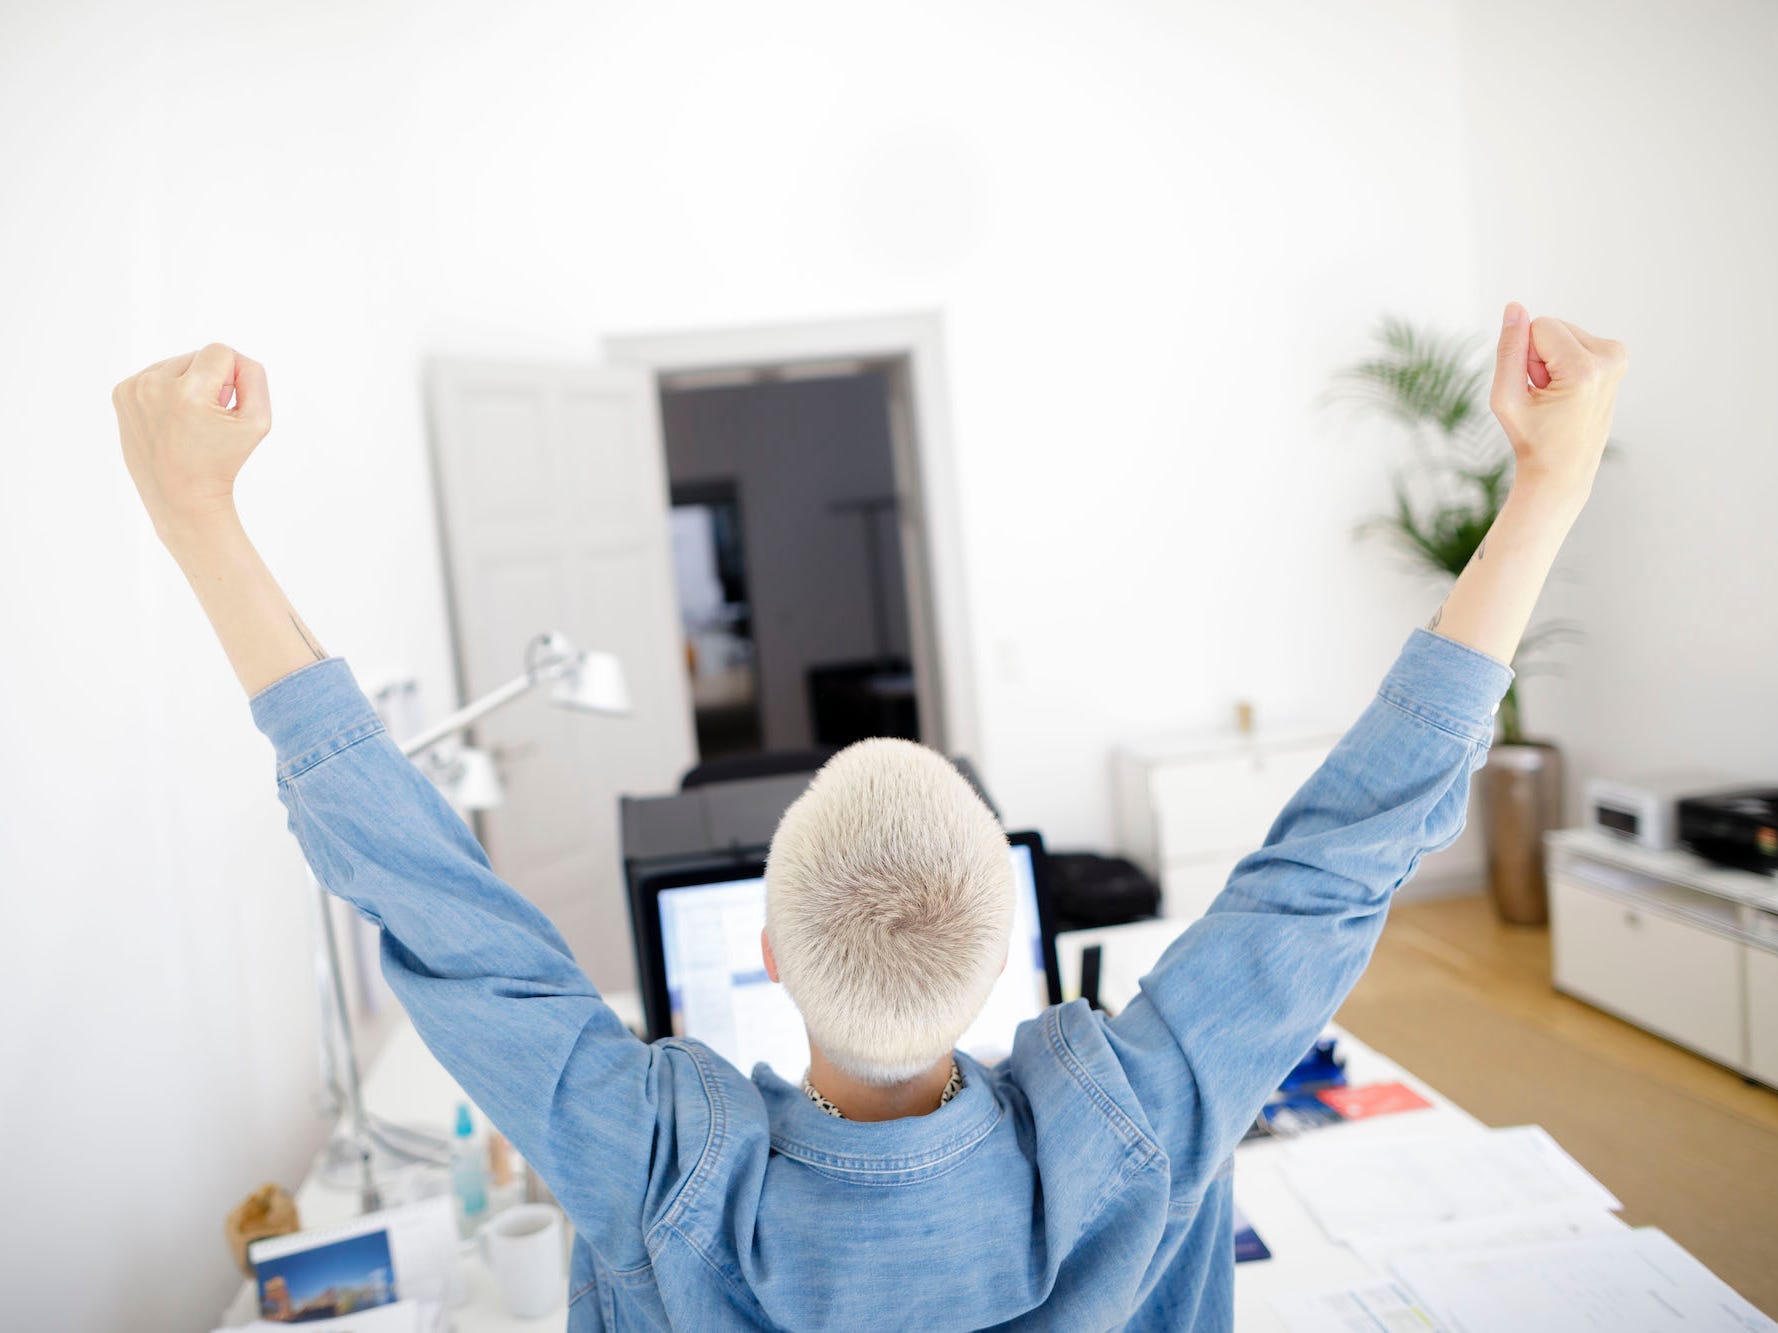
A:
[313,632,628,1212]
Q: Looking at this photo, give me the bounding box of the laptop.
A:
[629,831,1062,1078]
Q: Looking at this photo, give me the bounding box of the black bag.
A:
[1044,852,1161,933]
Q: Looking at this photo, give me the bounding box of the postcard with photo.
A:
[256,1229,397,1324]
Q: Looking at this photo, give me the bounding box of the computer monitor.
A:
[632,831,1061,1078]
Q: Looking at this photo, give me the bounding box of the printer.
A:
[1584,771,1731,852]
[1677,787,1778,875]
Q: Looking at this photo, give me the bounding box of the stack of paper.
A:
[1270,1124,1776,1333]
[1278,1125,1620,1243]
[1276,1231,1776,1333]
[1390,1227,1774,1333]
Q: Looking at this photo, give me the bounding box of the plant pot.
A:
[1478,741,1563,924]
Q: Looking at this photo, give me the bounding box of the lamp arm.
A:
[398,671,535,758]
[397,631,588,757]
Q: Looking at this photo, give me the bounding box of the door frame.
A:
[605,311,981,763]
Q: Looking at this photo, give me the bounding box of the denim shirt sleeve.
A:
[1101,629,1513,1193]
[249,658,675,1267]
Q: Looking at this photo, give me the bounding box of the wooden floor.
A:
[1337,893,1778,1317]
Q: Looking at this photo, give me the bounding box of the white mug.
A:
[478,1203,566,1318]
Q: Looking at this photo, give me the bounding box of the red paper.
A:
[1316,1081,1432,1119]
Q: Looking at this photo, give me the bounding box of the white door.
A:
[427,360,695,990]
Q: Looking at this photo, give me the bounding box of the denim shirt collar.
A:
[752,1052,1004,1184]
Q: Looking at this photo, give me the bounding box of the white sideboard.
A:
[1112,728,1337,921]
[1546,828,1778,1089]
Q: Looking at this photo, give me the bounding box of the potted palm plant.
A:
[1332,318,1579,924]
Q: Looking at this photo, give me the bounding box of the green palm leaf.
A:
[1329,314,1599,741]
[1333,316,1490,437]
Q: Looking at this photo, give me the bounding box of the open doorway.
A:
[662,365,917,760]
[610,314,978,767]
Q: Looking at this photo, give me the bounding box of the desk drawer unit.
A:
[1115,733,1335,923]
[1550,875,1745,1068]
[1148,747,1325,862]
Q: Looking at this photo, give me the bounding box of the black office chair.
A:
[680,748,835,791]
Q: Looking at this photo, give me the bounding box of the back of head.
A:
[764,738,1013,1085]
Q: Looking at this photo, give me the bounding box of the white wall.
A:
[0,6,465,1328]
[17,0,1719,1326]
[1451,0,1778,817]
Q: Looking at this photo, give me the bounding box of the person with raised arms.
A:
[112,303,1624,1330]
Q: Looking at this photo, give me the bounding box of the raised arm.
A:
[1101,304,1626,1184]
[1426,303,1627,663]
[113,344,327,695]
[112,346,693,1267]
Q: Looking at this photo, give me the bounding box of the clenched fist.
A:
[1490,303,1627,498]
[113,343,270,539]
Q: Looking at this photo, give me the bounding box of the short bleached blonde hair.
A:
[764,738,1013,1085]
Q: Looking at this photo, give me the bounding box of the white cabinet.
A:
[1547,829,1778,1088]
[1113,729,1336,921]
[1549,876,1744,1067]
[1746,943,1778,1088]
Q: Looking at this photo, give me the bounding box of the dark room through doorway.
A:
[661,362,922,763]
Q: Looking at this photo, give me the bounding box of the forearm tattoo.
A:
[291,613,323,662]
[1426,540,1484,632]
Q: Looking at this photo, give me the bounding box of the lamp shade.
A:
[449,746,505,810]
[424,743,505,811]
[553,649,629,715]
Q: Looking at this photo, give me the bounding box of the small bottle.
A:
[486,1130,525,1216]
[451,1102,488,1236]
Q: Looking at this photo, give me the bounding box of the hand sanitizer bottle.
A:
[451,1101,488,1236]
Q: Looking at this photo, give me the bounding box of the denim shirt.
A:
[251,628,1510,1331]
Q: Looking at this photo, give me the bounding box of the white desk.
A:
[223,964,1479,1331]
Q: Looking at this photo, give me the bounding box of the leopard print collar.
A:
[802,1060,963,1119]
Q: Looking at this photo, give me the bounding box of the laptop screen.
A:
[656,841,1050,1078]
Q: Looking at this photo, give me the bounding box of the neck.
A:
[805,1046,955,1122]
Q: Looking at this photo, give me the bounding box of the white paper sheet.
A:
[1280,1125,1620,1241]
[1348,1205,1628,1270]
[1390,1227,1776,1333]
[1272,1279,1446,1332]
